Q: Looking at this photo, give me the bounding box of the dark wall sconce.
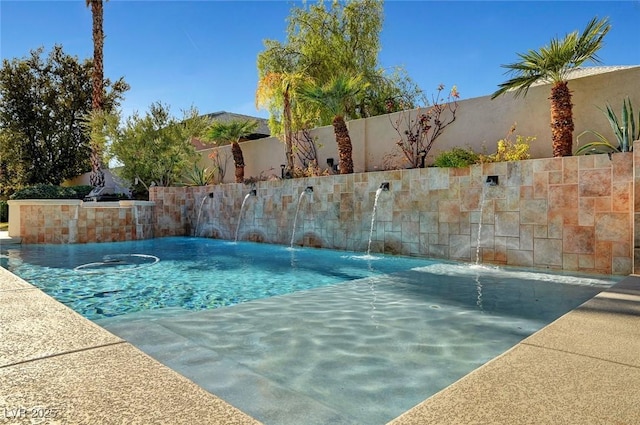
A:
[326,158,338,173]
[280,164,285,179]
[419,150,427,168]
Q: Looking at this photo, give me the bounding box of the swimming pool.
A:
[2,237,445,320]
[1,237,620,424]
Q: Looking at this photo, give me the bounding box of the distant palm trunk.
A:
[231,141,245,183]
[333,115,354,174]
[88,0,105,187]
[297,75,364,174]
[204,118,257,184]
[283,87,294,172]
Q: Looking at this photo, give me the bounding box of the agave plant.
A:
[180,164,216,186]
[575,97,639,155]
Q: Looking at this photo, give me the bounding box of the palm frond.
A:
[297,74,367,117]
[206,119,259,145]
[572,17,610,66]
[491,73,545,99]
[492,17,610,99]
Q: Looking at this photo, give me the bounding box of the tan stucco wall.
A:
[199,67,639,183]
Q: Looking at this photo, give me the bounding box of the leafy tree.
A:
[86,0,107,187]
[205,119,259,183]
[0,45,128,194]
[491,17,610,157]
[256,0,422,141]
[297,75,367,174]
[367,66,427,116]
[107,102,209,195]
[256,70,309,173]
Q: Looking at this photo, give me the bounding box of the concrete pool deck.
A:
[1,263,639,424]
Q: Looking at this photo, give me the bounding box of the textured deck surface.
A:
[1,263,638,425]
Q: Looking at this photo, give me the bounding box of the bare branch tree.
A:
[390,85,459,168]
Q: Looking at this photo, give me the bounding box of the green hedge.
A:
[433,147,479,168]
[9,184,93,200]
[69,185,94,199]
[0,200,7,222]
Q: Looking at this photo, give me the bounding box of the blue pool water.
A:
[2,237,443,320]
[1,237,621,424]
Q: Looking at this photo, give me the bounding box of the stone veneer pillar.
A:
[634,140,640,273]
[7,200,155,244]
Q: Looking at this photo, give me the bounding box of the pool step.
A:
[0,231,21,245]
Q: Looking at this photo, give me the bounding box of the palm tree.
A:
[491,17,610,157]
[297,75,366,174]
[206,119,258,183]
[86,0,106,187]
[256,72,305,173]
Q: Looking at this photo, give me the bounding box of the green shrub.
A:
[0,200,8,222]
[434,147,479,168]
[68,185,94,199]
[9,184,78,200]
[9,184,95,200]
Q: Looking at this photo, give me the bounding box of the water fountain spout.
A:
[290,188,312,248]
[194,195,209,237]
[475,178,498,264]
[366,187,386,256]
[234,193,253,243]
[250,189,257,196]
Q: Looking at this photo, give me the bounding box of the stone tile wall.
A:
[635,147,640,274]
[9,200,154,244]
[151,152,634,275]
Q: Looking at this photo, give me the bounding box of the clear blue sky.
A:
[2,1,639,120]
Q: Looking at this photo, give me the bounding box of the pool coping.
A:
[1,265,639,424]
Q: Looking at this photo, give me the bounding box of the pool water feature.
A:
[367,186,384,256]
[290,186,313,248]
[234,192,253,242]
[1,237,620,425]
